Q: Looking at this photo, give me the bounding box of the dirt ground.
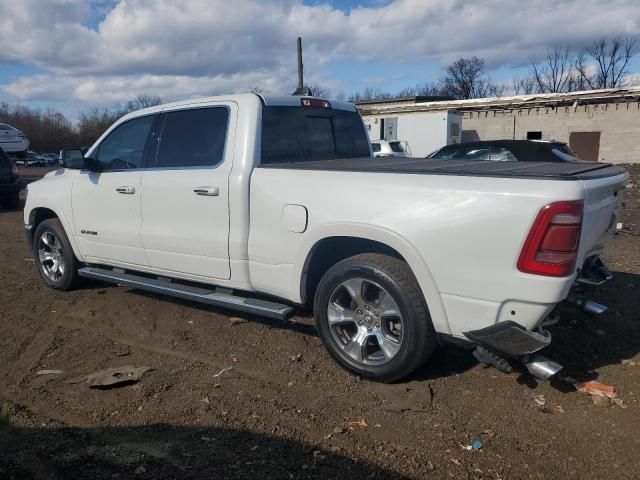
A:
[1,165,639,479]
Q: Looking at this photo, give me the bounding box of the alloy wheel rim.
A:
[38,231,65,282]
[327,277,404,366]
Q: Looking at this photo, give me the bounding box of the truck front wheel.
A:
[33,218,80,291]
[314,253,436,382]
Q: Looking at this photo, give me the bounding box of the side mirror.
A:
[61,149,85,169]
[83,157,103,172]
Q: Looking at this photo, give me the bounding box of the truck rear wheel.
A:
[314,253,436,382]
[33,218,80,291]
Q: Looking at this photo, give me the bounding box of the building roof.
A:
[356,86,640,115]
[354,95,454,106]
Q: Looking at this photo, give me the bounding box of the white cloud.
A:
[0,0,639,108]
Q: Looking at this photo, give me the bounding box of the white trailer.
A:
[361,110,462,157]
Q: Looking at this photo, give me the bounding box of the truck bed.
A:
[259,157,626,181]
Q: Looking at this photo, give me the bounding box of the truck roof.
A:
[119,93,357,122]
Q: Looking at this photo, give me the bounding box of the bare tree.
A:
[530,46,575,93]
[576,37,638,89]
[512,76,537,95]
[348,87,393,102]
[307,83,332,98]
[440,56,500,99]
[397,82,445,97]
[120,94,162,115]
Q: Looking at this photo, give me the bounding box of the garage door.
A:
[569,131,601,162]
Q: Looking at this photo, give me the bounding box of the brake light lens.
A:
[517,201,583,277]
[11,163,19,176]
[301,98,331,108]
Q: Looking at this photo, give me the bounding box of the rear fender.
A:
[293,222,450,335]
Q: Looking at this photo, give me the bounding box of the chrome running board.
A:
[78,266,295,321]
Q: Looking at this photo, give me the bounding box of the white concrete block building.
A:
[357,87,640,164]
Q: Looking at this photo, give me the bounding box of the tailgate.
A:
[578,168,629,263]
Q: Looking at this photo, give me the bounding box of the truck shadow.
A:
[87,270,639,388]
[0,421,407,479]
[411,270,640,388]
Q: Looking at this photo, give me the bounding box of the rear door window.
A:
[155,107,229,168]
[261,106,370,164]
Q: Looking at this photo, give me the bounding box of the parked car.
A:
[427,140,579,162]
[24,94,628,382]
[0,123,29,158]
[39,153,59,165]
[0,147,21,209]
[20,152,45,167]
[371,140,408,158]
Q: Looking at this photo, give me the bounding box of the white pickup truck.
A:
[24,94,628,382]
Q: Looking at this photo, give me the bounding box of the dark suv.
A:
[0,147,21,209]
[427,140,579,162]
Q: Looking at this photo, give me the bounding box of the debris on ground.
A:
[460,440,482,450]
[66,366,151,388]
[212,367,233,378]
[533,394,546,407]
[347,418,368,429]
[229,316,248,326]
[621,359,638,367]
[36,369,64,376]
[573,381,626,407]
[289,354,302,362]
[573,381,616,398]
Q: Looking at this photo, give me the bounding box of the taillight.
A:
[11,163,19,176]
[517,201,583,277]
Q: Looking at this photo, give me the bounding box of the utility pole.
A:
[293,36,311,95]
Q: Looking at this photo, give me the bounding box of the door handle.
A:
[115,186,136,194]
[194,186,219,196]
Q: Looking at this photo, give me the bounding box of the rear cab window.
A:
[260,104,371,164]
[371,143,381,153]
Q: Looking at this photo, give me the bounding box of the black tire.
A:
[33,218,80,291]
[1,192,20,210]
[314,253,436,382]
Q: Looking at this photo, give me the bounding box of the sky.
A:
[0,0,639,120]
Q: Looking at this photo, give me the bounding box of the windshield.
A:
[431,145,490,160]
[261,106,371,164]
[389,141,404,153]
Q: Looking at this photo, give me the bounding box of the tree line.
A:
[327,36,638,101]
[0,94,162,153]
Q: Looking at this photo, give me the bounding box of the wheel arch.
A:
[296,224,450,335]
[27,206,84,261]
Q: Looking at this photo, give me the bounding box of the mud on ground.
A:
[1,165,639,479]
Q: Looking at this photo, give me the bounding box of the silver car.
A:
[371,140,408,158]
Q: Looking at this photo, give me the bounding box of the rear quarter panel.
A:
[248,168,586,336]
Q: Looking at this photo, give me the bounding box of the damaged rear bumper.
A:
[463,321,551,357]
